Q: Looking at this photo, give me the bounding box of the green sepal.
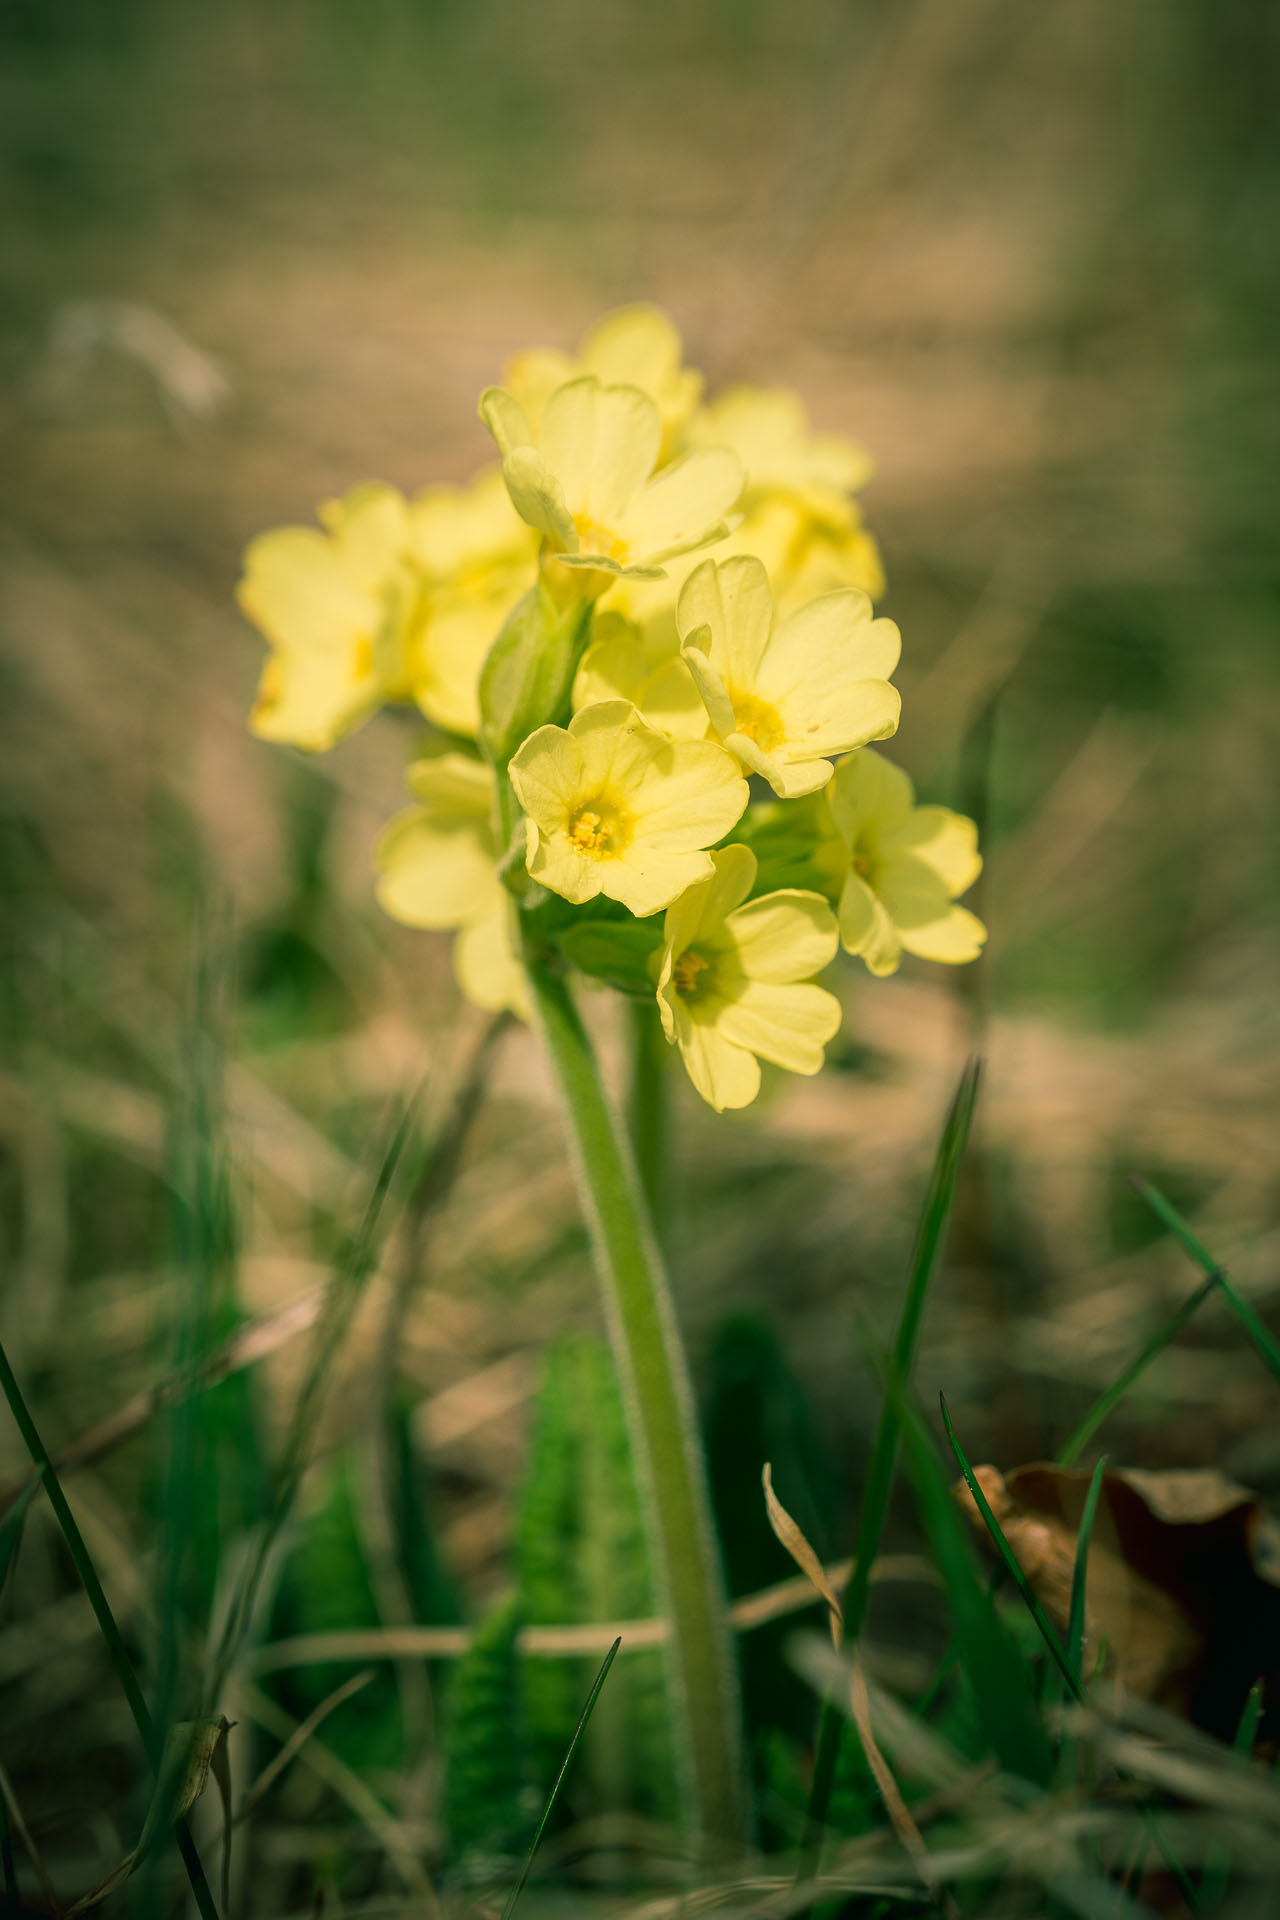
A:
[556,916,664,997]
[479,579,594,768]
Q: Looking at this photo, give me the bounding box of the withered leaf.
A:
[954,1462,1280,1741]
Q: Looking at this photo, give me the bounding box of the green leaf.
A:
[1131,1176,1280,1387]
[66,1717,232,1918]
[0,1478,35,1606]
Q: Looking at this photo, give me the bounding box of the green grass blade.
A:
[892,1370,1053,1784]
[0,1335,220,1920]
[1200,1680,1264,1909]
[1131,1177,1280,1387]
[940,1394,1081,1698]
[0,1476,35,1604]
[501,1637,621,1920]
[806,1058,982,1837]
[1056,1277,1219,1467]
[0,1780,17,1913]
[1067,1456,1107,1681]
[204,1088,421,1709]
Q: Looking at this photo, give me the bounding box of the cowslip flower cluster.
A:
[241,306,986,1111]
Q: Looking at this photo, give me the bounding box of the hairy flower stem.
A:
[522,951,747,1851]
[627,997,671,1241]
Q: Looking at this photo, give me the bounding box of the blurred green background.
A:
[2,0,1279,1906]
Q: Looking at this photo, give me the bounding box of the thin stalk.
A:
[1056,1274,1219,1467]
[1131,1177,1280,1387]
[522,953,747,1850]
[0,1337,219,1920]
[627,997,670,1238]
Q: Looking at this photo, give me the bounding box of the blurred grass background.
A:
[2,0,1280,1908]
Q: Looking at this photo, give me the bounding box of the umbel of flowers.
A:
[239,306,986,1849]
[242,305,984,1111]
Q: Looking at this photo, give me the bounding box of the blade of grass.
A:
[943,1400,1199,1909]
[1056,1275,1220,1467]
[941,1394,1080,1698]
[0,1337,219,1920]
[203,1085,422,1709]
[891,1366,1053,1785]
[1199,1680,1263,1909]
[1130,1178,1280,1387]
[806,1058,982,1840]
[1,1776,19,1913]
[501,1636,622,1920]
[1067,1457,1108,1681]
[0,1476,35,1602]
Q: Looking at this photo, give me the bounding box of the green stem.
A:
[627,997,670,1239]
[522,953,747,1850]
[0,1337,219,1920]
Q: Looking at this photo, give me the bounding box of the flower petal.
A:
[676,1017,762,1112]
[722,888,838,982]
[680,638,737,739]
[375,807,499,930]
[880,806,982,896]
[540,377,661,525]
[715,978,842,1076]
[478,385,536,458]
[509,720,586,827]
[662,843,758,962]
[454,905,530,1019]
[837,869,902,975]
[827,748,914,845]
[879,855,987,964]
[628,739,749,852]
[604,845,716,917]
[677,553,772,683]
[618,449,743,562]
[502,448,578,549]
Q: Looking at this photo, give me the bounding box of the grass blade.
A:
[501,1636,622,1920]
[807,1057,982,1838]
[1067,1456,1108,1681]
[1056,1277,1219,1467]
[940,1393,1080,1698]
[1200,1680,1264,1909]
[892,1370,1053,1784]
[0,1336,220,1920]
[1131,1177,1280,1387]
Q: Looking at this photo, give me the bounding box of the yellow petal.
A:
[828,748,914,845]
[508,720,587,826]
[454,906,530,1019]
[879,856,987,964]
[837,869,902,975]
[722,889,838,982]
[680,640,737,740]
[626,738,749,853]
[880,806,982,897]
[375,809,498,933]
[766,590,899,689]
[677,554,773,686]
[662,843,758,962]
[617,449,743,562]
[676,1016,761,1112]
[540,377,661,525]
[501,447,577,549]
[478,386,535,459]
[715,978,842,1076]
[605,845,717,918]
[414,586,515,737]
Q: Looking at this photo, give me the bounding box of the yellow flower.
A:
[730,493,885,610]
[828,749,986,976]
[375,752,529,1018]
[508,700,748,917]
[504,305,703,458]
[407,469,537,737]
[241,484,417,752]
[689,385,873,512]
[572,610,708,741]
[478,376,742,592]
[655,844,841,1112]
[676,556,901,799]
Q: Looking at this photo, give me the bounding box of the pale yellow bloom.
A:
[688,385,873,512]
[241,484,417,752]
[407,469,537,737]
[504,305,703,458]
[478,376,742,591]
[656,844,841,1112]
[729,493,885,610]
[509,700,748,917]
[676,556,901,799]
[572,611,708,741]
[828,749,986,976]
[375,752,529,1018]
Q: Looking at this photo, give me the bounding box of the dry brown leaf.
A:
[954,1462,1280,1739]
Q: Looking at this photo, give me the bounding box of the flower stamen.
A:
[570,807,611,855]
[673,948,711,997]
